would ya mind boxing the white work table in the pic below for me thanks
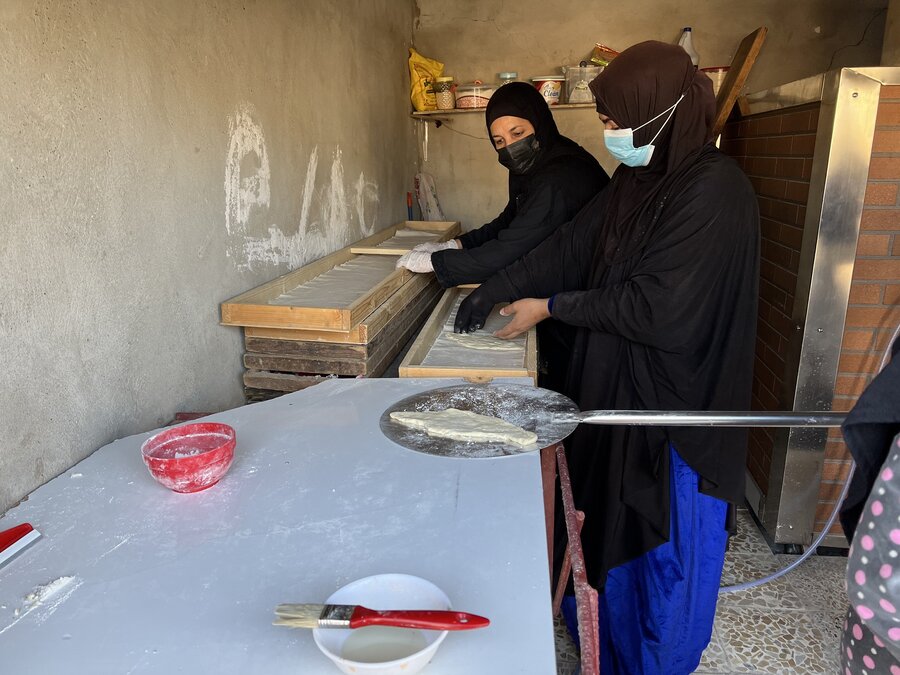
[0,378,555,674]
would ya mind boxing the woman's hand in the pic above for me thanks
[411,239,461,254]
[396,250,434,273]
[495,298,551,339]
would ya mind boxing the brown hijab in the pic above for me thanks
[587,41,716,263]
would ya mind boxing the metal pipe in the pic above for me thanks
[576,410,846,427]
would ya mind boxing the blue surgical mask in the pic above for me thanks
[603,93,685,167]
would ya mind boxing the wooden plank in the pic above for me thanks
[398,287,537,382]
[243,278,443,377]
[243,353,366,377]
[242,371,335,393]
[243,277,442,363]
[244,337,368,360]
[398,289,458,371]
[365,280,444,377]
[223,258,412,331]
[712,27,768,138]
[243,387,286,403]
[222,222,458,331]
[349,220,460,256]
[242,273,435,344]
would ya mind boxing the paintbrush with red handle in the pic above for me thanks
[273,603,490,631]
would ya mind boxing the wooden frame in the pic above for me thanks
[242,273,436,344]
[221,222,458,332]
[349,220,460,256]
[712,27,768,138]
[241,278,442,377]
[398,287,538,382]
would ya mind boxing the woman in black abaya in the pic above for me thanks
[397,82,608,392]
[454,42,760,674]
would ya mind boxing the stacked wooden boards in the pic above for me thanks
[221,221,459,401]
[399,287,538,383]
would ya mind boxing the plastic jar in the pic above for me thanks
[497,71,518,87]
[531,76,565,105]
[434,76,455,110]
[700,66,730,97]
[564,64,602,104]
[455,81,495,109]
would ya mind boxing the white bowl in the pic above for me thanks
[312,574,451,674]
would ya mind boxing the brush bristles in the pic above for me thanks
[273,603,324,628]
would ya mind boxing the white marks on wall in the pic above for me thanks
[224,102,270,237]
[224,102,381,271]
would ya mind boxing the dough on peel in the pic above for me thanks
[390,408,537,447]
[443,331,522,351]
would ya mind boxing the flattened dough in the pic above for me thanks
[443,331,522,351]
[390,408,537,447]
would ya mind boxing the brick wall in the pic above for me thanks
[816,86,900,538]
[721,103,820,496]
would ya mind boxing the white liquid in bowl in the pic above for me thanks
[341,627,428,663]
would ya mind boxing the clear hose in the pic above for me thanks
[720,321,900,593]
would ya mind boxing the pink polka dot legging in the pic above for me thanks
[841,435,900,674]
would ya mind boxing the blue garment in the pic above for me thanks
[563,446,728,674]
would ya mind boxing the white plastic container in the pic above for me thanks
[563,64,603,104]
[455,81,494,109]
[531,76,565,105]
[313,574,452,675]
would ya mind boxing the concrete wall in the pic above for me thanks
[413,0,888,231]
[883,0,900,64]
[0,1,417,513]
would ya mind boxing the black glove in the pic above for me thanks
[454,284,499,333]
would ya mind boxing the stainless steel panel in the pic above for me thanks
[742,67,900,116]
[763,69,882,544]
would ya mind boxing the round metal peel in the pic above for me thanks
[380,383,846,459]
[379,383,579,459]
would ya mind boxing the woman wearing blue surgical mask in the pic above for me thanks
[455,41,760,674]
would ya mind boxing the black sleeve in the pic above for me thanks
[432,181,573,287]
[491,189,608,300]
[550,177,757,351]
[458,199,516,249]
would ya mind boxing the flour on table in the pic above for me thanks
[390,408,538,447]
[24,577,75,608]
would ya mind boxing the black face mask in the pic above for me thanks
[497,135,541,175]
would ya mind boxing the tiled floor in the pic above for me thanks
[555,509,848,674]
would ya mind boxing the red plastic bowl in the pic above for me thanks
[141,422,236,493]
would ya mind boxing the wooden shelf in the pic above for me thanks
[412,103,595,118]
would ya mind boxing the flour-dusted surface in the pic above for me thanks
[0,378,555,674]
[421,291,526,368]
[372,228,441,251]
[390,408,538,447]
[443,332,522,351]
[268,255,399,308]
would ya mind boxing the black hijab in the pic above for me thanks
[588,41,716,264]
[484,82,582,177]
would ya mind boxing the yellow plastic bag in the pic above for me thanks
[408,48,444,112]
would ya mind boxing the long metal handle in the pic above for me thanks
[576,410,846,428]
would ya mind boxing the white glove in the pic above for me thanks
[412,239,460,254]
[396,250,434,273]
